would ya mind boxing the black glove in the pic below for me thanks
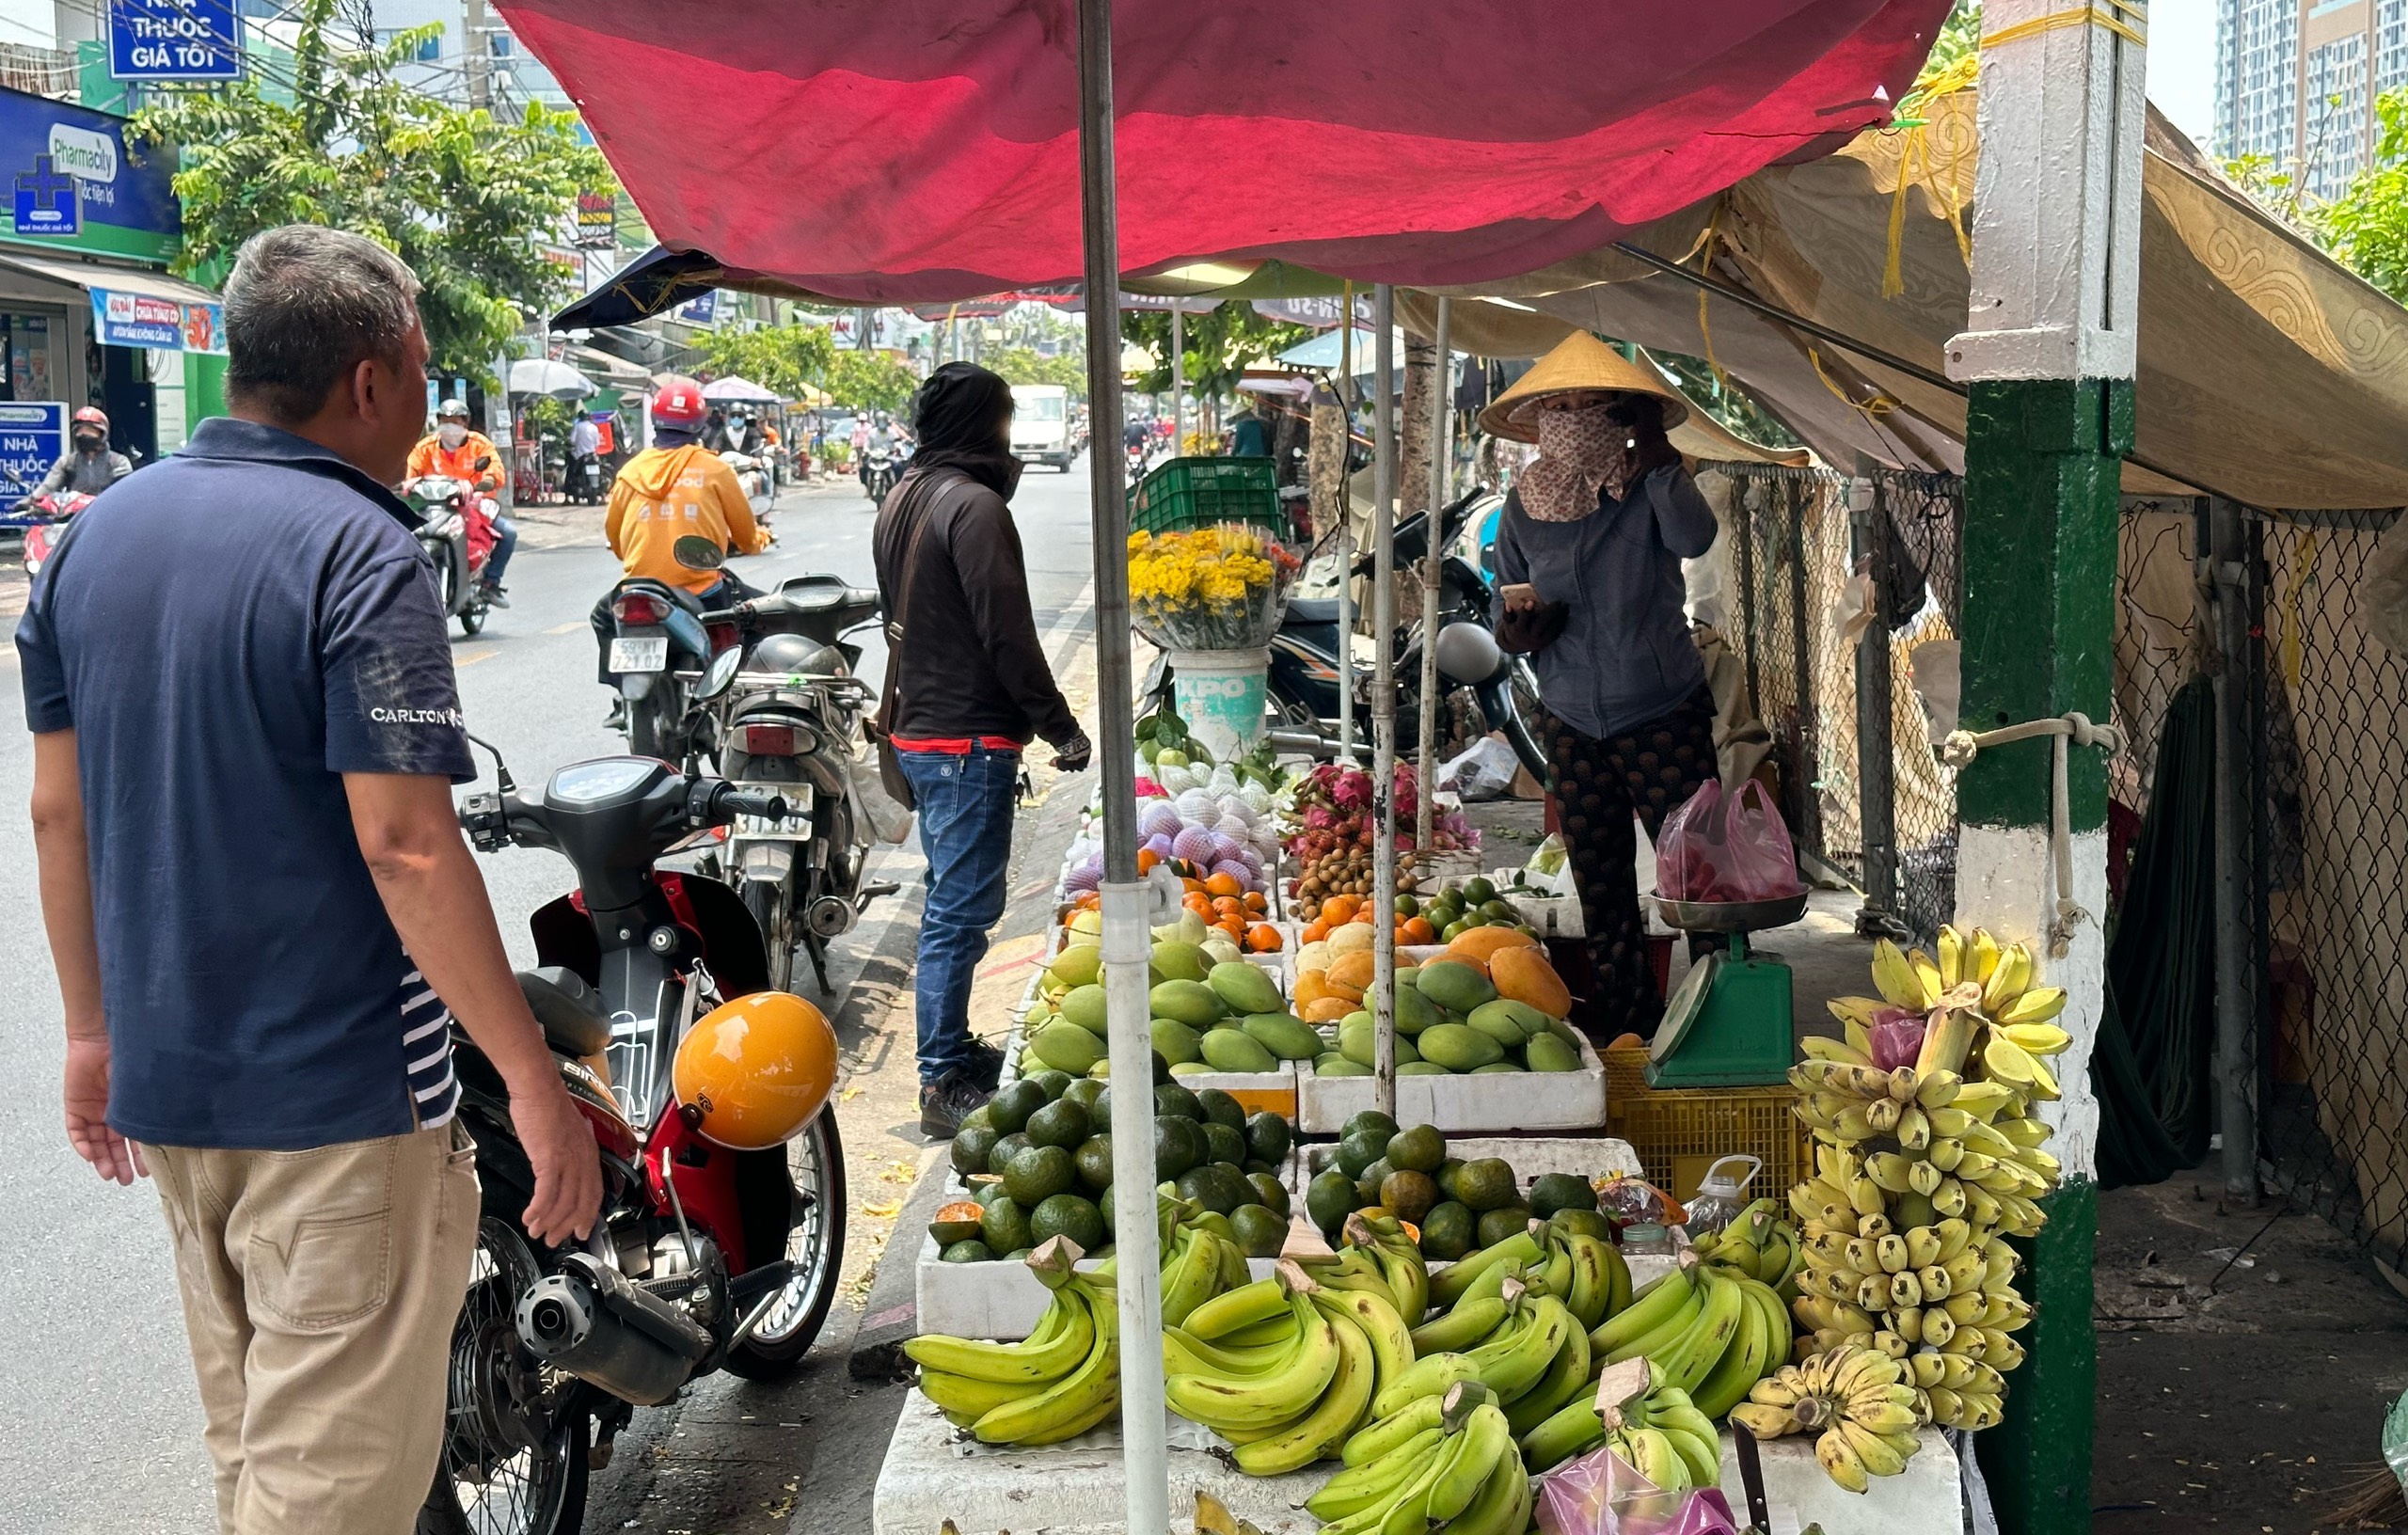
[1053,731,1093,773]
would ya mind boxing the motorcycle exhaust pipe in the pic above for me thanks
[805,894,854,938]
[515,1252,714,1406]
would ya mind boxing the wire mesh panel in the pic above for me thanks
[1867,469,1965,940]
[2251,510,2408,1282]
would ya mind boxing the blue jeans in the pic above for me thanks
[898,744,1019,1086]
[484,514,517,584]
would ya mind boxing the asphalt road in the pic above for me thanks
[0,456,1103,1534]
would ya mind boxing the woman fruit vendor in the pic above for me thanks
[1485,332,1719,1037]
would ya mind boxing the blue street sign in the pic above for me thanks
[0,402,65,501]
[109,0,242,82]
[13,154,76,238]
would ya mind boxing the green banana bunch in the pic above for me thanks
[1183,1274,1291,1341]
[905,1240,1125,1446]
[1591,1262,1701,1363]
[1308,1383,1523,1535]
[1159,1221,1235,1328]
[1427,1227,1544,1310]
[1342,1212,1430,1326]
[1229,1298,1377,1476]
[1309,1284,1417,1408]
[1164,1260,1342,1435]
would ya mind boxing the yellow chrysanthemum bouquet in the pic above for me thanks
[1127,522,1302,651]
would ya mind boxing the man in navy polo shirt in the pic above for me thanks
[20,225,602,1534]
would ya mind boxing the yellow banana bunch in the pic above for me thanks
[1870,940,1932,1010]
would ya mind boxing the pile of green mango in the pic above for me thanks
[1020,924,1305,1081]
[1311,959,1588,1078]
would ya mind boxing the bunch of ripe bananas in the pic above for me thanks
[1516,1256,1790,1471]
[1687,1197,1802,1292]
[904,1236,1123,1446]
[1780,924,2073,1464]
[1729,1342,1924,1493]
[1162,1216,1427,1478]
[1302,1382,1533,1535]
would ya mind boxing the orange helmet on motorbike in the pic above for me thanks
[672,991,838,1149]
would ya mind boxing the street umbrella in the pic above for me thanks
[507,357,596,400]
[700,375,782,404]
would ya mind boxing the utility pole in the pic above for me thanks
[463,0,492,110]
[1945,3,2147,1531]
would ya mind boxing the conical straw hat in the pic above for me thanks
[1478,330,1691,441]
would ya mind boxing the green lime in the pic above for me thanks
[1476,1204,1533,1247]
[1386,1124,1447,1175]
[1342,1110,1401,1142]
[1229,1203,1288,1258]
[1463,876,1497,905]
[1306,1169,1358,1237]
[1395,894,1420,918]
[1419,1202,1476,1260]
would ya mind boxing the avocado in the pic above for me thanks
[1153,1114,1205,1179]
[1354,1158,1395,1210]
[1343,1110,1400,1142]
[1306,1168,1358,1237]
[1528,1172,1598,1220]
[1335,1127,1392,1179]
[1434,1157,1466,1202]
[1174,1162,1248,1216]
[1025,1068,1074,1100]
[1074,1133,1116,1193]
[1385,1124,1447,1175]
[1549,1209,1617,1242]
[986,1080,1048,1136]
[949,1124,1000,1180]
[1001,1144,1075,1206]
[1028,1192,1106,1251]
[1229,1203,1288,1258]
[1154,1083,1205,1120]
[1022,1098,1090,1150]
[1200,1120,1249,1169]
[1244,1110,1291,1167]
[1062,1077,1107,1115]
[984,1131,1033,1175]
[1196,1087,1247,1131]
[980,1195,1032,1254]
[1418,1201,1476,1261]
[940,1239,998,1264]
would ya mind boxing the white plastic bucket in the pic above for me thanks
[1168,647,1270,761]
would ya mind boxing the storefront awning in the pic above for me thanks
[0,251,226,354]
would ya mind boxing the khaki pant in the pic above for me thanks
[145,1125,481,1535]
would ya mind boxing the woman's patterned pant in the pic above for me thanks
[1541,683,1720,1037]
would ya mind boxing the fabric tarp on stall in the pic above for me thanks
[497,0,1954,303]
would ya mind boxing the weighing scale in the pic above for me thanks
[1644,891,1811,1087]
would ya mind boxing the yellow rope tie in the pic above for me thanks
[1939,713,2126,957]
[1693,198,1729,389]
[1981,0,2147,51]
[1806,344,1900,421]
[1881,55,1979,297]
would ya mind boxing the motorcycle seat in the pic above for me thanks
[519,965,613,1058]
[621,578,707,615]
[1286,596,1343,625]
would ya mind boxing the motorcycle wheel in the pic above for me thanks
[722,1111,847,1379]
[418,1218,589,1535]
[1502,661,1548,780]
[626,695,663,760]
[460,607,485,636]
[742,877,796,992]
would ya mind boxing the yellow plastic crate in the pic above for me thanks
[1604,1047,1814,1207]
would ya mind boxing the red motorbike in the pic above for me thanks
[20,490,96,578]
[407,461,499,636]
[428,742,845,1535]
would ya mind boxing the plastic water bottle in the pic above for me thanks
[1682,1154,1764,1240]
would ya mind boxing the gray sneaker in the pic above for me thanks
[918,1070,991,1139]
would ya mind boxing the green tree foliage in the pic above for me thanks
[1919,0,1981,79]
[2306,90,2408,303]
[1120,303,1311,398]
[985,345,1087,397]
[130,0,609,380]
[822,350,922,413]
[692,324,838,399]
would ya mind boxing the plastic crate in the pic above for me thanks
[1603,1046,1814,1207]
[1129,455,1282,534]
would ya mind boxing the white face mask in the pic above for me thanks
[438,423,467,449]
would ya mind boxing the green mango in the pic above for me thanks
[1150,1017,1203,1065]
[1058,984,1110,1035]
[1207,960,1283,1016]
[1240,1011,1323,1062]
[1416,1021,1505,1072]
[1029,1020,1103,1074]
[1149,978,1228,1028]
[1198,1028,1278,1074]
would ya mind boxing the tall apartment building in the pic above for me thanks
[2216,0,2408,198]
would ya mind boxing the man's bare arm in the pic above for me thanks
[344,770,600,1244]
[28,729,142,1183]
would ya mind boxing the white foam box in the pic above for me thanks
[1713,1426,1961,1535]
[874,1390,1330,1534]
[1295,1029,1608,1134]
[1291,1134,1644,1202]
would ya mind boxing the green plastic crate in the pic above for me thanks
[1128,455,1283,535]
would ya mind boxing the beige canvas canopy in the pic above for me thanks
[1390,87,2408,513]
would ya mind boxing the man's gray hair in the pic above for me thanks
[223,225,422,424]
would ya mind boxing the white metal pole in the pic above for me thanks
[1337,298,1356,762]
[1416,297,1450,856]
[1070,0,1167,1525]
[1370,288,1399,1120]
[1171,305,1185,455]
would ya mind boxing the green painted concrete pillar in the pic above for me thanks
[1943,2,2147,1529]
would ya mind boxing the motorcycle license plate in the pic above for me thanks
[610,637,669,673]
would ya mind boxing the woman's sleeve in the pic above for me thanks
[1646,466,1719,559]
[1491,497,1528,630]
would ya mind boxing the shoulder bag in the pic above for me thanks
[865,469,949,813]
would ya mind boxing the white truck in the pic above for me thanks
[1009,383,1075,471]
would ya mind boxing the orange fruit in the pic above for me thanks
[1180,876,1207,895]
[1243,892,1268,913]
[1400,916,1436,945]
[1303,995,1355,1022]
[1324,894,1360,923]
[1352,906,1377,925]
[1246,925,1283,952]
[1135,847,1160,874]
[1183,893,1212,916]
[1205,871,1244,899]
[1301,919,1331,944]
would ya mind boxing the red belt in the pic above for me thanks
[889,736,1024,753]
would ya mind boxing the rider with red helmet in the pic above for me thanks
[24,406,133,503]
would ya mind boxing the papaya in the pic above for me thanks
[1326,948,1377,998]
[1490,945,1573,1019]
[1414,958,1498,1014]
[1303,995,1355,1023]
[1446,926,1542,965]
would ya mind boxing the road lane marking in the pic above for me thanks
[454,648,499,667]
[543,621,585,635]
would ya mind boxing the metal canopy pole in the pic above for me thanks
[1171,305,1185,454]
[1337,293,1357,762]
[1370,287,1399,1119]
[1071,0,1167,1525]
[1416,297,1451,855]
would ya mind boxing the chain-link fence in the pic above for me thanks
[2248,508,2408,1283]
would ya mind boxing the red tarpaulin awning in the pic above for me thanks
[496,0,1954,305]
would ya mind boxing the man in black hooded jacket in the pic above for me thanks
[874,363,1092,1135]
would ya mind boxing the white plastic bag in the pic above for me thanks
[2363,518,2408,656]
[1437,734,1521,801]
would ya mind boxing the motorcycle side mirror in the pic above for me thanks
[465,729,517,794]
[673,535,725,572]
[697,646,743,701]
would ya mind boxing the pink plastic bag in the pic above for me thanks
[1536,1443,1740,1535]
[1655,780,1802,904]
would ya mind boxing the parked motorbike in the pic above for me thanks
[1144,488,1546,776]
[407,457,499,636]
[568,451,608,505]
[20,489,95,578]
[692,577,896,992]
[433,746,845,1534]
